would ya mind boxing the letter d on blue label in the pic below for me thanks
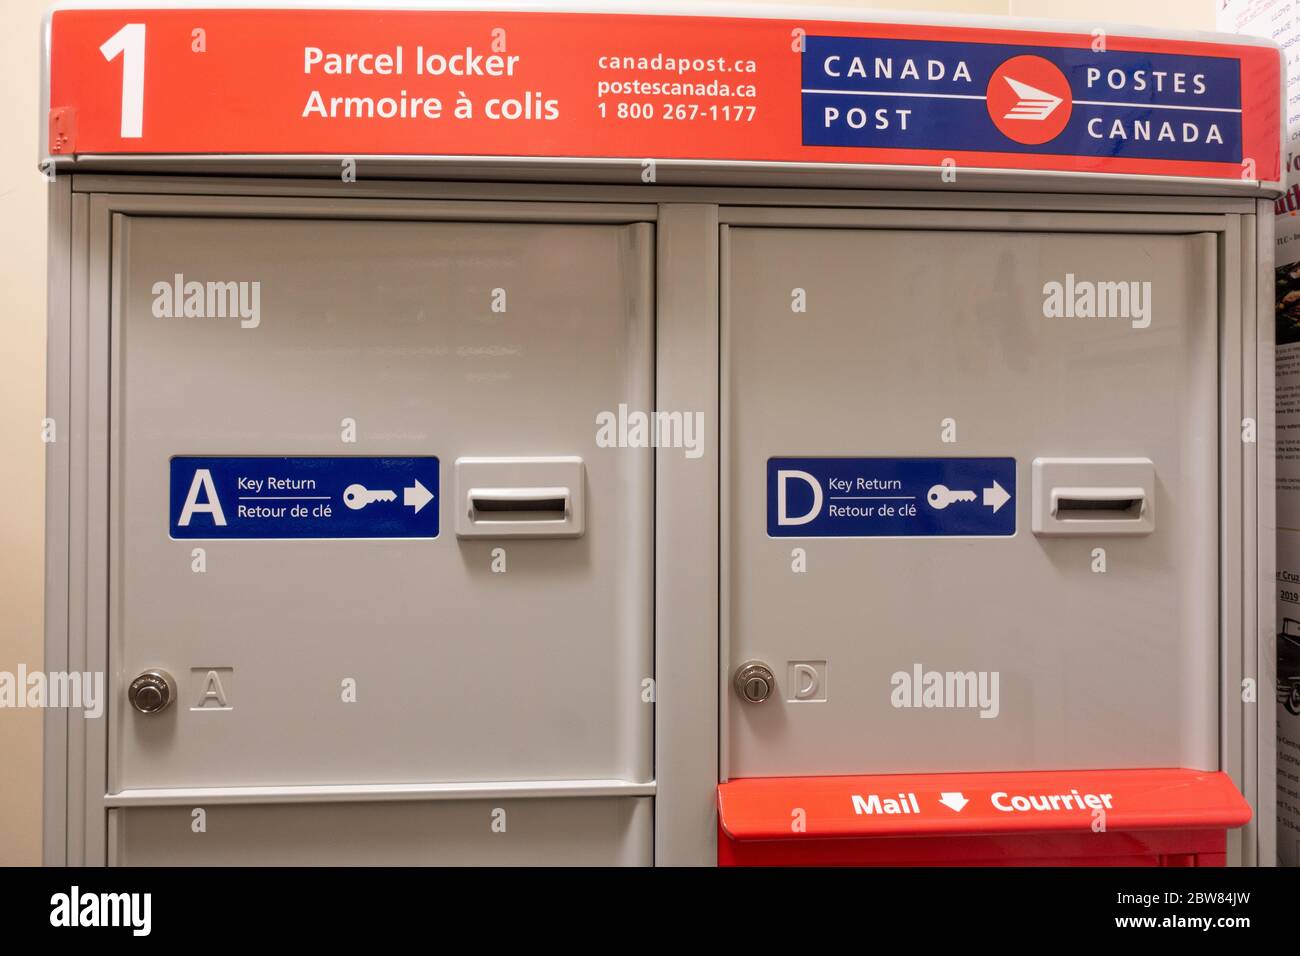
[767,456,1016,538]
[777,469,824,526]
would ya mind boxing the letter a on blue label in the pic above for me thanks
[769,457,1015,537]
[170,456,439,539]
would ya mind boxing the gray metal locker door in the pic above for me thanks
[108,211,653,864]
[723,220,1219,779]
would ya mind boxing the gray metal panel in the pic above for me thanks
[62,189,107,865]
[1242,204,1274,868]
[89,193,656,223]
[107,213,653,793]
[81,198,112,864]
[653,204,720,865]
[68,174,1262,217]
[1238,213,1260,866]
[1221,216,1245,867]
[1255,200,1278,866]
[42,174,71,866]
[718,224,734,787]
[61,189,92,865]
[53,155,1283,198]
[105,779,654,806]
[723,206,1232,233]
[109,797,652,865]
[723,221,1220,778]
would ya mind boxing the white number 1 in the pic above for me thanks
[100,23,145,139]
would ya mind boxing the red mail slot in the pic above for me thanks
[718,768,1251,867]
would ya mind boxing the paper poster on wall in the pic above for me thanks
[1220,0,1300,867]
[1277,325,1300,867]
[1221,0,1300,256]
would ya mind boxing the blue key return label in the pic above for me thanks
[170,456,439,539]
[768,457,1015,538]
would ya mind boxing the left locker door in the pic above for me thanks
[97,204,654,864]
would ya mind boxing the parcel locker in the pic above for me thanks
[42,3,1281,867]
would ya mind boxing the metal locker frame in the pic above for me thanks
[44,173,1275,865]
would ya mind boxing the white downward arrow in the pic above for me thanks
[983,480,1011,514]
[403,479,434,514]
[938,791,969,813]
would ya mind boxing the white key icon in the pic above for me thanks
[927,484,977,510]
[343,483,397,510]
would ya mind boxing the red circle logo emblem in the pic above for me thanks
[986,55,1072,145]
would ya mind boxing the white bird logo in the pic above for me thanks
[1001,75,1064,121]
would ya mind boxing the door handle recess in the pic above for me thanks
[469,487,570,521]
[455,457,585,538]
[1051,488,1146,519]
[1032,458,1154,536]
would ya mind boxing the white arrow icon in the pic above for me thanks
[403,479,434,514]
[1002,76,1063,121]
[938,791,969,813]
[983,480,1011,513]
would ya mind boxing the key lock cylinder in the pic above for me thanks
[734,661,776,704]
[128,670,177,715]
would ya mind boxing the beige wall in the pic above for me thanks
[0,0,1214,866]
[722,0,1212,26]
[1009,0,1211,30]
[1,0,51,867]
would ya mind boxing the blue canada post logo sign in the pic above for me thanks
[802,36,1241,164]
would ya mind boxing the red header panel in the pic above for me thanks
[48,8,1281,183]
[717,768,1252,841]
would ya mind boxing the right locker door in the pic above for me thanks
[723,219,1219,779]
